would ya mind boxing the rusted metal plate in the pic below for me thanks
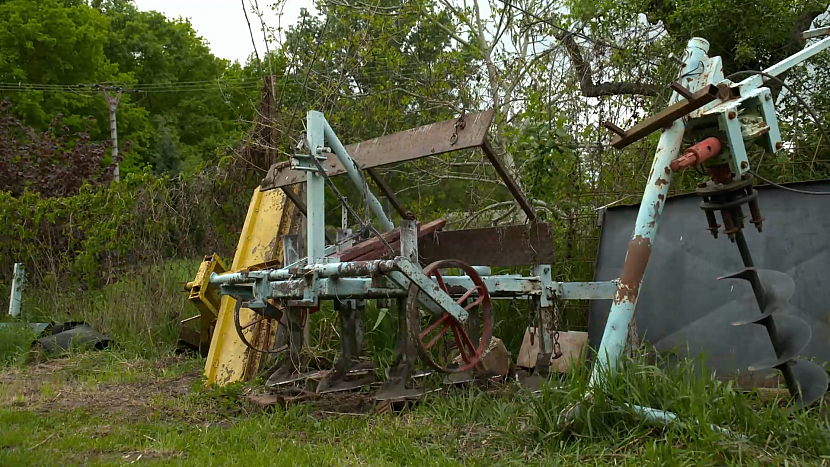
[609,85,719,149]
[333,219,447,262]
[418,223,555,267]
[260,110,495,190]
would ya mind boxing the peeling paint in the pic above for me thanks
[614,235,653,305]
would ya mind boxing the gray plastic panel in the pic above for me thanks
[588,181,830,379]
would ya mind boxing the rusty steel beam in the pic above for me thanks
[418,223,555,267]
[608,84,720,149]
[366,167,414,221]
[481,139,537,222]
[333,218,447,262]
[260,110,495,190]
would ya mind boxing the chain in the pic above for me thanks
[551,295,563,360]
[527,302,536,346]
[449,109,466,145]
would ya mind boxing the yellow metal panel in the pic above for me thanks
[204,186,296,386]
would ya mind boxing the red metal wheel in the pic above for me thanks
[407,259,494,373]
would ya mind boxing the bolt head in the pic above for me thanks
[775,141,783,150]
[728,111,736,120]
[740,161,748,169]
[765,93,772,101]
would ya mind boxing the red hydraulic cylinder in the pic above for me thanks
[669,137,723,172]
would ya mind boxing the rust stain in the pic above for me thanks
[655,178,669,187]
[614,235,652,305]
[664,167,671,175]
[658,194,665,201]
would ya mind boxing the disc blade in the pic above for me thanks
[790,358,829,410]
[747,314,812,372]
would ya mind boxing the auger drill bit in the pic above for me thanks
[697,173,828,409]
[717,231,828,409]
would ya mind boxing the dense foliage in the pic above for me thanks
[0,0,261,174]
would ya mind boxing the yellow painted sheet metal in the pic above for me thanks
[204,186,298,386]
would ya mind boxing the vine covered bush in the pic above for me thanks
[0,168,251,286]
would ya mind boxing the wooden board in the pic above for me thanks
[418,223,555,267]
[517,329,588,373]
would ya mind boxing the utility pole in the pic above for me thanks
[98,85,123,182]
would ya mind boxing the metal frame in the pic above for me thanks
[211,109,617,391]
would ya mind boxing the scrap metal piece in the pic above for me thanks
[261,110,495,190]
[36,323,112,353]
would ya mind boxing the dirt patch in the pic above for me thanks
[242,387,379,416]
[0,355,200,421]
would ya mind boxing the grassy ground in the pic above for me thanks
[0,345,828,466]
[1,262,828,465]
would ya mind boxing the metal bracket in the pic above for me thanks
[290,152,329,172]
[387,259,470,323]
[552,280,619,301]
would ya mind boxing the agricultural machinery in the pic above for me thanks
[188,26,830,421]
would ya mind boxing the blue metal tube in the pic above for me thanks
[589,37,711,388]
[307,111,328,262]
[322,120,395,232]
[625,404,739,438]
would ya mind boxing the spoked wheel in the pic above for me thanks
[233,300,287,354]
[407,259,494,373]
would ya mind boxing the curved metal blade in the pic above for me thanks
[732,302,791,326]
[790,358,829,410]
[747,314,812,372]
[717,267,759,283]
[758,268,796,307]
[720,268,796,325]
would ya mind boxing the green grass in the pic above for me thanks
[0,348,827,466]
[1,259,201,361]
[1,262,828,465]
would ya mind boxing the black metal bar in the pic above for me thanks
[281,187,307,217]
[481,139,537,222]
[366,167,415,220]
[610,84,720,149]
